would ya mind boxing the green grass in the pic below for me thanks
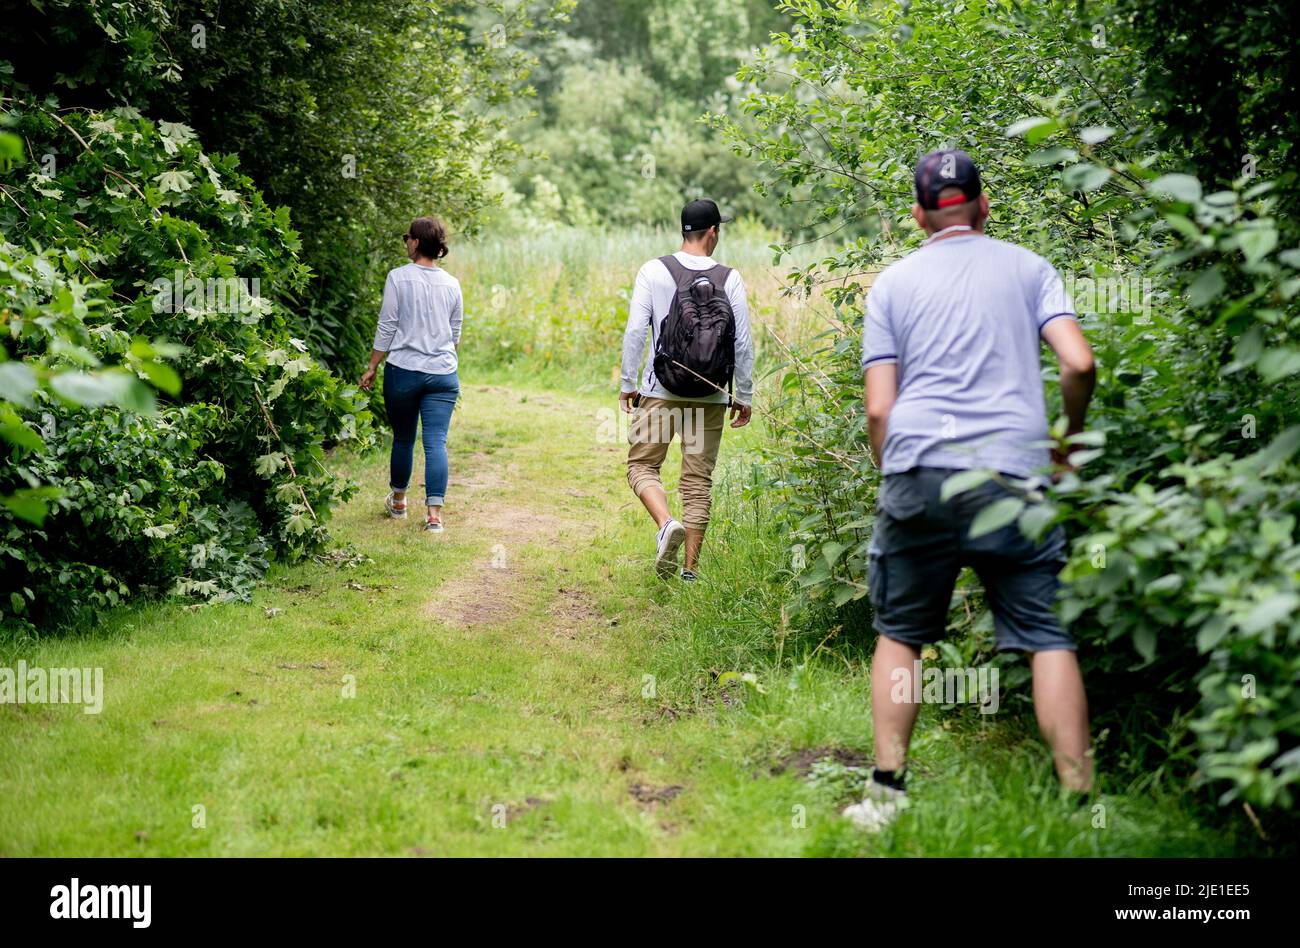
[452,223,827,386]
[0,374,1263,856]
[0,230,1272,856]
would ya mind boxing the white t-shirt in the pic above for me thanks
[620,251,754,405]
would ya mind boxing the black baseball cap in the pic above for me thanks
[914,148,982,210]
[681,198,733,233]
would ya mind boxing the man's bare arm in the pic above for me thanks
[865,363,899,466]
[1041,319,1096,434]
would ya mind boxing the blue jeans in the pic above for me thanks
[383,364,459,505]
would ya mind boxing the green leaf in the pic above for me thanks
[1132,624,1157,663]
[1017,503,1056,541]
[821,541,847,567]
[1238,594,1300,635]
[1163,213,1201,240]
[1006,117,1055,142]
[255,452,287,477]
[1027,147,1078,167]
[115,377,158,414]
[1067,448,1105,468]
[0,419,43,452]
[140,360,182,396]
[1248,425,1300,471]
[155,170,195,194]
[1238,226,1278,265]
[158,120,197,148]
[49,371,121,407]
[796,559,831,588]
[832,583,860,607]
[940,469,993,501]
[0,362,38,405]
[1079,125,1115,145]
[1196,615,1231,653]
[1146,574,1184,596]
[49,371,156,413]
[968,497,1025,539]
[1148,173,1202,203]
[0,131,22,162]
[2,486,63,526]
[1186,267,1225,307]
[1258,348,1300,382]
[1063,162,1111,193]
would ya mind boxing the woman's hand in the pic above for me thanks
[359,367,377,391]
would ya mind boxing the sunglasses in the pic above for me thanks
[401,233,413,242]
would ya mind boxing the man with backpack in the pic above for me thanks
[620,199,753,582]
[844,149,1097,831]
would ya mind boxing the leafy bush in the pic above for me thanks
[1,98,373,631]
[1056,442,1300,807]
[726,0,1300,816]
[0,240,175,511]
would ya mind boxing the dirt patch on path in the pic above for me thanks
[412,386,615,642]
[549,586,609,640]
[423,507,569,627]
[447,451,509,493]
[629,782,684,806]
[418,405,592,631]
[436,571,524,627]
[769,747,873,777]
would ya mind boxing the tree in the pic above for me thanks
[0,0,558,370]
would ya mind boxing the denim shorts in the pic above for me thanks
[868,466,1073,653]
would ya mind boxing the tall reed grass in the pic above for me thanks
[452,223,829,386]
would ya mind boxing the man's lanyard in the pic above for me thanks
[923,224,974,245]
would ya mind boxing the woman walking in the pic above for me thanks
[359,217,462,532]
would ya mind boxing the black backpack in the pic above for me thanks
[650,255,736,400]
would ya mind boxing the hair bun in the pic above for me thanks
[408,216,448,260]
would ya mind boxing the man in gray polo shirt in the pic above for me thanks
[844,148,1098,831]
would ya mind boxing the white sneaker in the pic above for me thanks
[842,782,908,832]
[654,519,686,579]
[384,491,408,519]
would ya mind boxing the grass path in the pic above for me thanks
[0,379,1255,856]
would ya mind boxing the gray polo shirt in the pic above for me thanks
[372,262,463,375]
[861,232,1075,478]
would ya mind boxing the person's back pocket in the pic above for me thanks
[879,473,927,521]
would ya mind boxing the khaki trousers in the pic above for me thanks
[626,397,726,530]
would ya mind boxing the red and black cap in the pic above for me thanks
[681,198,733,233]
[914,148,982,210]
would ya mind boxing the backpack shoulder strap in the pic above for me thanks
[658,254,694,289]
[701,263,732,294]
